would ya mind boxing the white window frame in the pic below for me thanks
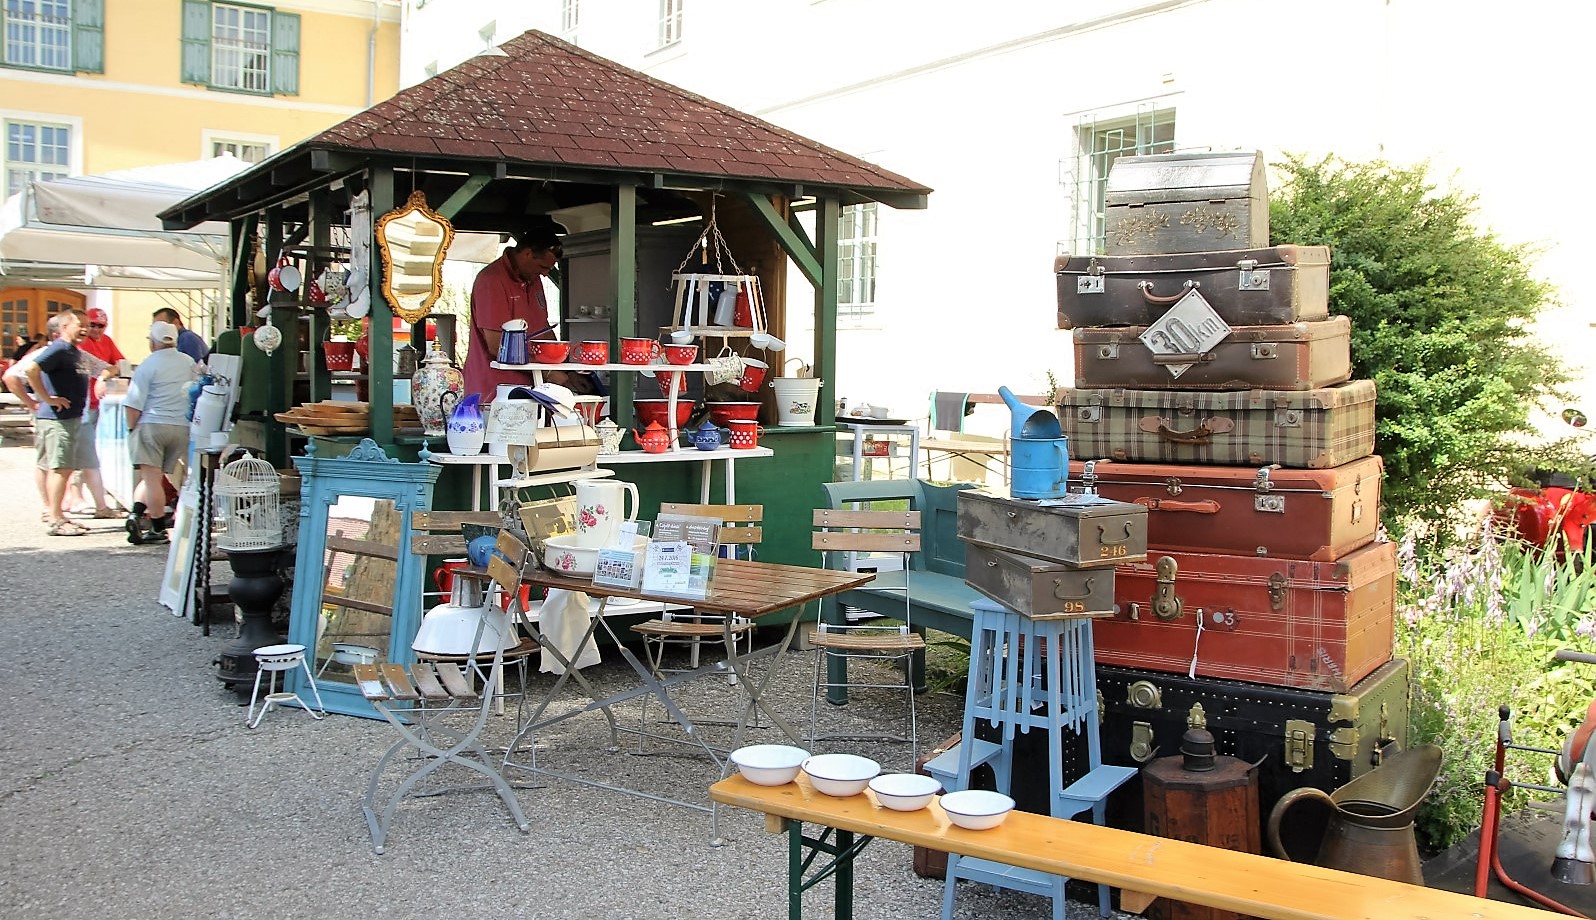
[561,0,579,36]
[210,2,271,94]
[1068,106,1176,256]
[2,0,72,71]
[1,109,79,200]
[837,202,878,322]
[201,129,277,164]
[658,0,683,48]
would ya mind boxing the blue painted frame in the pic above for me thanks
[284,438,440,718]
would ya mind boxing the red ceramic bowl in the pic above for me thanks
[634,399,694,428]
[707,401,761,426]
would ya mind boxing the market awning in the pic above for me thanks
[0,156,247,290]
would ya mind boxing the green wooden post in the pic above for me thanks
[611,185,638,427]
[787,819,804,920]
[368,167,395,449]
[813,196,840,427]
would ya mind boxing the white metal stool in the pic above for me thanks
[247,643,326,728]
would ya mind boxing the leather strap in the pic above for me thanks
[1138,415,1236,443]
[1134,497,1221,514]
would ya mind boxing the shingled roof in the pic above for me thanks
[310,29,929,203]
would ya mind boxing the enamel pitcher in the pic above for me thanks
[573,479,639,549]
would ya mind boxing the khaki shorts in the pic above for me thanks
[130,422,189,473]
[35,417,82,471]
[74,407,101,471]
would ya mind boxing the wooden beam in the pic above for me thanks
[368,166,395,450]
[813,196,840,426]
[742,192,820,287]
[611,185,638,428]
[435,174,493,221]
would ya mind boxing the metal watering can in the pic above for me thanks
[1266,744,1443,885]
[999,386,1069,499]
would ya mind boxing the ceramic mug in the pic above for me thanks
[705,346,745,386]
[267,258,301,293]
[619,337,661,365]
[576,340,609,365]
[727,419,763,450]
[574,479,639,549]
[530,340,571,364]
[736,357,769,393]
[662,343,698,365]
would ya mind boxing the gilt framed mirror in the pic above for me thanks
[283,438,441,718]
[375,189,455,324]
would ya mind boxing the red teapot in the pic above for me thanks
[632,419,672,454]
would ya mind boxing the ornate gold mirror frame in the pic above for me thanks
[375,190,455,324]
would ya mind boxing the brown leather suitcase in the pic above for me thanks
[1057,380,1377,469]
[1095,540,1397,692]
[1103,151,1269,255]
[1055,246,1330,329]
[1069,457,1382,562]
[1072,316,1352,391]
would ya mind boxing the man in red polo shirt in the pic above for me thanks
[68,307,126,517]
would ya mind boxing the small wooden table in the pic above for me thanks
[711,773,1553,920]
[504,559,872,827]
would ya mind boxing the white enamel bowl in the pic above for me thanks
[868,773,942,812]
[541,533,648,577]
[729,744,810,786]
[801,753,881,797]
[939,789,1016,830]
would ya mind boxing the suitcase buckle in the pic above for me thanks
[1153,556,1184,620]
[1078,274,1105,294]
[1096,342,1119,359]
[1250,343,1277,360]
[1238,266,1271,291]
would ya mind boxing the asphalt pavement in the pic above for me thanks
[0,439,1128,920]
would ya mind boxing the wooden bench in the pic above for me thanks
[710,773,1550,920]
[817,479,983,703]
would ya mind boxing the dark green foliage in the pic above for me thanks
[1270,156,1570,530]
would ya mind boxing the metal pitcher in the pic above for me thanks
[1266,744,1443,885]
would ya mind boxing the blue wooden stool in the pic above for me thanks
[932,597,1136,920]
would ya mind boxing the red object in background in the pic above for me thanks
[1497,486,1596,553]
[432,560,531,612]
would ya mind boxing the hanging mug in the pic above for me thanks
[734,286,754,328]
[267,257,301,294]
[736,357,769,393]
[705,346,745,386]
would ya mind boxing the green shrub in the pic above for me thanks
[1270,155,1572,532]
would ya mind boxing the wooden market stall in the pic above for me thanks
[157,29,930,570]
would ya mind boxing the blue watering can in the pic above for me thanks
[999,385,1069,499]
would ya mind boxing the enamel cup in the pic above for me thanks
[574,479,639,549]
[576,340,609,365]
[620,337,661,365]
[727,419,763,450]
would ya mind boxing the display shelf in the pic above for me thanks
[494,467,616,489]
[491,361,713,373]
[661,326,757,338]
[598,446,772,464]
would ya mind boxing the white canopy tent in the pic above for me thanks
[0,155,247,291]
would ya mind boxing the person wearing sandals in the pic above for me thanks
[22,310,91,537]
[122,321,197,545]
[67,307,127,519]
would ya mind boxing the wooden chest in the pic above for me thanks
[956,489,1148,569]
[1057,380,1377,469]
[1104,151,1269,255]
[1095,540,1397,692]
[1055,246,1331,329]
[962,543,1117,617]
[1072,316,1352,391]
[1070,456,1383,563]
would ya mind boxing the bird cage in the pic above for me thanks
[214,452,283,551]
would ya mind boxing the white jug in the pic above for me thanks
[574,479,638,549]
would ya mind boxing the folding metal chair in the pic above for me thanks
[807,508,924,753]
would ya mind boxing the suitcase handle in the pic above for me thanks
[1134,497,1221,514]
[1138,416,1237,443]
[1052,575,1098,601]
[1150,352,1216,366]
[1138,279,1197,305]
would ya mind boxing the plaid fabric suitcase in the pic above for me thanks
[1057,380,1377,469]
[1055,246,1331,329]
[1072,316,1352,391]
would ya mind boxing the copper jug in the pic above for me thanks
[1266,744,1443,885]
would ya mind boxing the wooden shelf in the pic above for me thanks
[491,361,713,373]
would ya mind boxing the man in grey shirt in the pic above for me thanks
[123,321,197,545]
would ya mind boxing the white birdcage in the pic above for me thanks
[214,452,282,551]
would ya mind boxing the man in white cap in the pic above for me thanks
[122,320,197,545]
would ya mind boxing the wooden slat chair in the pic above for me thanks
[808,508,926,753]
[354,528,537,855]
[630,502,762,676]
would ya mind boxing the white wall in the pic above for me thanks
[403,0,1593,438]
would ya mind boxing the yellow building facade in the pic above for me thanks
[1,0,401,358]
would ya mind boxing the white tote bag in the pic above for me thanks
[537,588,603,674]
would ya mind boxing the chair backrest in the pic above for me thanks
[409,510,503,558]
[812,508,922,559]
[489,530,534,616]
[818,478,978,578]
[658,502,763,548]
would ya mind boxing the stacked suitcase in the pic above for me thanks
[990,151,1407,862]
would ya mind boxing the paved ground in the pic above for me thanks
[0,439,1128,920]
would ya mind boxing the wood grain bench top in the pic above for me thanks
[710,773,1545,920]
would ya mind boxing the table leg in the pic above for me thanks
[700,457,711,504]
[783,820,869,920]
[725,457,737,503]
[788,819,804,920]
[724,601,808,749]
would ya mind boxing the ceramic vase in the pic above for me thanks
[446,393,486,455]
[412,342,464,437]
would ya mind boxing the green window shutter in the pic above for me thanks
[270,12,299,96]
[180,0,211,85]
[72,0,105,73]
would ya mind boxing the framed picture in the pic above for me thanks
[158,489,200,616]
